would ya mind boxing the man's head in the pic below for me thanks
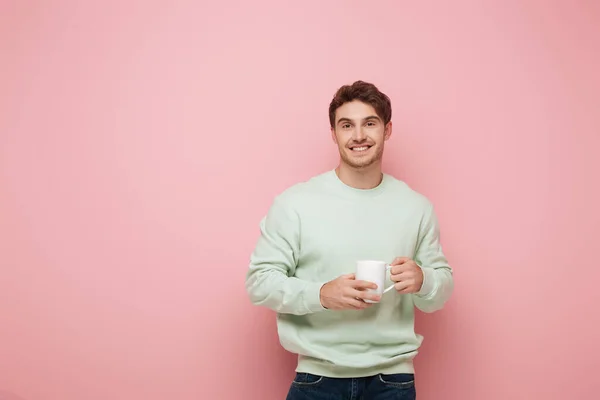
[329,81,392,170]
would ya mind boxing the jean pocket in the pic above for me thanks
[378,373,415,388]
[292,373,324,386]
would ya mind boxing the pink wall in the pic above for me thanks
[1,1,599,399]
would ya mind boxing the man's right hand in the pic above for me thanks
[319,273,380,310]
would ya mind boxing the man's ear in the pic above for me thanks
[384,121,393,141]
[331,127,338,144]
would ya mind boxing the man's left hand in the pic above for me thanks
[389,257,423,294]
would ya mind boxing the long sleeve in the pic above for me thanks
[412,203,454,313]
[245,196,327,315]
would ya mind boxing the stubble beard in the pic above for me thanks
[339,143,384,170]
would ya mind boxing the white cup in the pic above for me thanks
[355,260,395,303]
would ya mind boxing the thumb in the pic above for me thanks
[340,273,355,280]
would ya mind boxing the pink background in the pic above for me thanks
[1,1,599,399]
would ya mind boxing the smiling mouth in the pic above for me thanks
[350,145,371,152]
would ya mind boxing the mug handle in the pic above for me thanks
[383,264,395,294]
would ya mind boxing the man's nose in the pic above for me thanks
[352,126,367,141]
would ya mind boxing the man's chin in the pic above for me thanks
[341,156,376,170]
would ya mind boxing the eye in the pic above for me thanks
[366,121,376,127]
[342,123,351,129]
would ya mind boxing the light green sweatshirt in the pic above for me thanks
[245,170,453,378]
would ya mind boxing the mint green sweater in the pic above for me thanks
[245,170,453,378]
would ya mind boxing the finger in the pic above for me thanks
[397,286,415,294]
[390,262,416,275]
[348,298,371,309]
[390,264,407,275]
[394,281,411,292]
[339,273,355,280]
[351,288,381,303]
[350,279,378,290]
[390,268,410,280]
[390,270,415,281]
[390,256,410,266]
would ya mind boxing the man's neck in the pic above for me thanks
[335,163,383,190]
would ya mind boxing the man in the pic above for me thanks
[245,80,454,399]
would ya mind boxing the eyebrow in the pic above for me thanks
[336,115,381,125]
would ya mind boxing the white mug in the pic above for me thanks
[355,260,395,303]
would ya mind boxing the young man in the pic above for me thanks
[245,81,454,399]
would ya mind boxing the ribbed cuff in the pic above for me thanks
[416,264,435,297]
[304,281,328,313]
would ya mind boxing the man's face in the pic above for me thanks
[331,100,392,169]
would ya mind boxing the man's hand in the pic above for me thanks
[390,257,424,294]
[319,273,380,310]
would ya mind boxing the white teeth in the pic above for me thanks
[352,146,369,151]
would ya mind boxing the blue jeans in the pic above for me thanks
[286,372,416,400]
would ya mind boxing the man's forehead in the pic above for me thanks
[335,101,378,121]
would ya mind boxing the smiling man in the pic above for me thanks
[245,81,454,399]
